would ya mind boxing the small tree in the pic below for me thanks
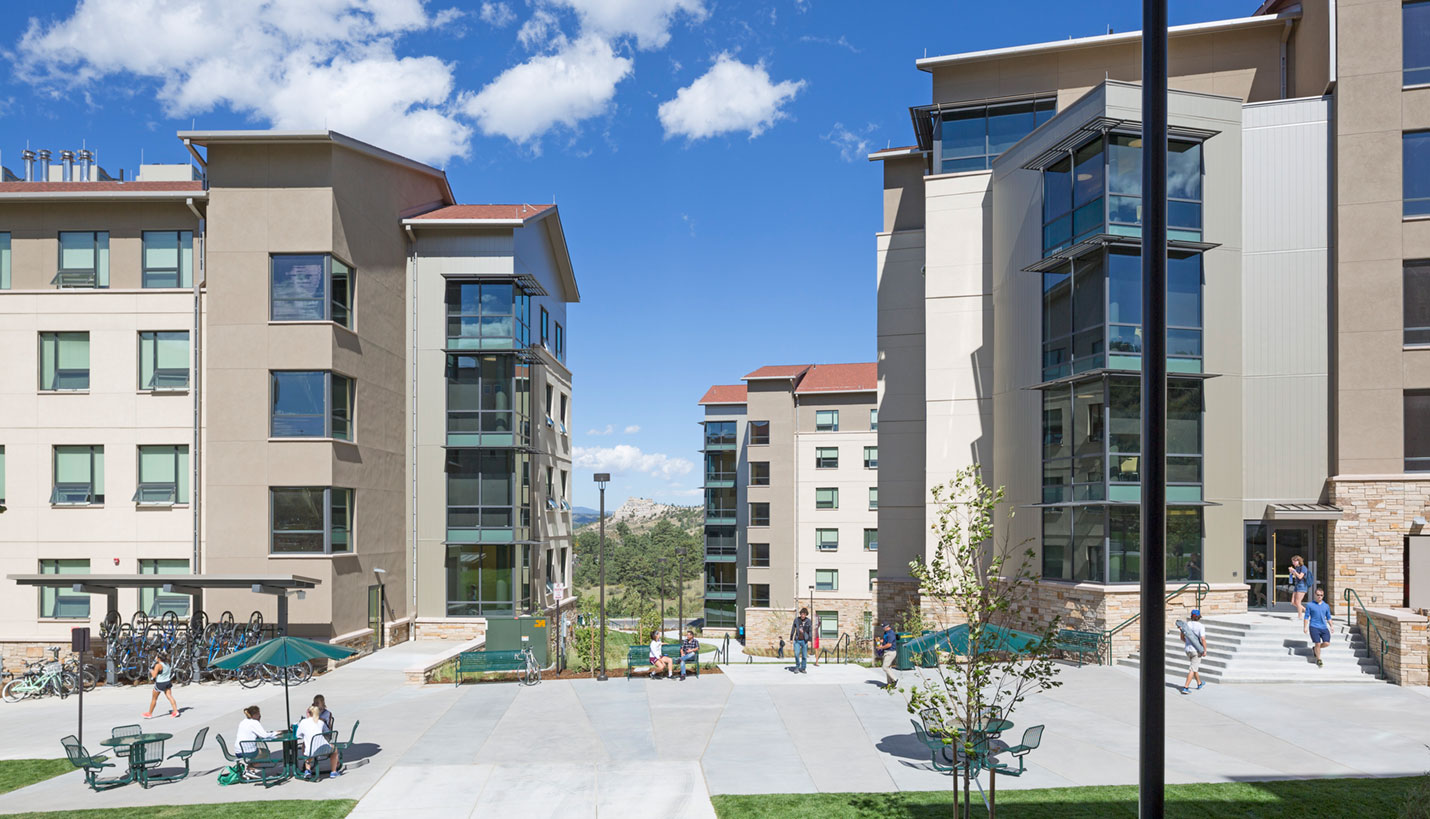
[899,465,1062,818]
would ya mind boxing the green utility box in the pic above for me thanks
[484,615,549,666]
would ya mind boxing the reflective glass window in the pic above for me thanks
[1409,0,1430,86]
[141,231,193,288]
[1408,132,1430,217]
[138,331,189,390]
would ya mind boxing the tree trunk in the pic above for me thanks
[990,766,996,819]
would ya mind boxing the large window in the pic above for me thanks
[704,420,736,449]
[141,231,193,288]
[749,461,770,486]
[138,331,189,390]
[705,487,737,522]
[706,527,736,557]
[705,451,737,486]
[750,543,770,567]
[1042,249,1203,380]
[40,559,90,618]
[1408,0,1430,86]
[270,254,354,327]
[539,306,549,347]
[749,420,770,445]
[1043,134,1202,255]
[864,528,878,551]
[447,354,529,447]
[39,332,89,390]
[864,446,878,469]
[817,610,838,639]
[1406,390,1430,471]
[446,450,530,541]
[446,543,530,616]
[815,569,839,591]
[1,232,10,289]
[1408,131,1430,218]
[815,447,838,469]
[1043,503,1202,583]
[134,445,189,505]
[51,445,103,505]
[270,371,353,440]
[816,528,839,551]
[870,408,878,431]
[270,487,353,554]
[815,488,838,509]
[55,231,108,288]
[815,410,839,431]
[750,584,770,608]
[139,559,190,617]
[750,503,770,526]
[445,280,531,350]
[934,97,1055,173]
[554,322,565,362]
[1407,261,1430,345]
[868,486,878,510]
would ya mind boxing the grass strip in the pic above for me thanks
[0,759,75,796]
[3,799,357,818]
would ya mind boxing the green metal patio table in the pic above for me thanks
[100,732,172,783]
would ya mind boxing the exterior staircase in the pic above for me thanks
[1120,612,1384,684]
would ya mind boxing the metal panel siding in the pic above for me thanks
[1241,97,1331,508]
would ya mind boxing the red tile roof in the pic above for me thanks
[410,204,555,221]
[0,181,205,192]
[793,362,877,394]
[743,364,811,380]
[699,384,748,405]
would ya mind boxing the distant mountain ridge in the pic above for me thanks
[574,497,701,535]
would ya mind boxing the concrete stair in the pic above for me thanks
[1119,612,1384,684]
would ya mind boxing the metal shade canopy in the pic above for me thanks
[209,636,357,727]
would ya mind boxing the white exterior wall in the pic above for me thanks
[795,426,879,603]
[0,290,196,638]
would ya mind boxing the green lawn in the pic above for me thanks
[711,776,1428,819]
[4,801,356,818]
[0,759,73,796]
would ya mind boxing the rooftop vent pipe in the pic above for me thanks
[37,149,51,181]
[60,150,75,182]
[21,149,35,181]
[77,149,93,182]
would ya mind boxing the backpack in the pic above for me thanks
[217,764,244,786]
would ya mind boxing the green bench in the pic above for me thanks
[1054,629,1104,666]
[455,649,528,686]
[626,643,701,679]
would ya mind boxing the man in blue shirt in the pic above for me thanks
[877,624,898,689]
[678,631,700,681]
[1303,587,1334,668]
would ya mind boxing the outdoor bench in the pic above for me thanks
[455,649,527,686]
[1053,629,1103,666]
[626,643,701,678]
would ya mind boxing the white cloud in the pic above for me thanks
[12,0,472,165]
[658,53,805,141]
[546,0,705,51]
[823,121,876,162]
[586,424,615,435]
[462,34,632,146]
[480,2,516,27]
[799,34,859,53]
[573,445,693,481]
[623,425,641,434]
[516,8,560,49]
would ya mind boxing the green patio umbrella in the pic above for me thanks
[210,636,358,727]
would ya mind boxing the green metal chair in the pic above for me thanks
[110,724,142,761]
[910,719,960,773]
[298,730,341,778]
[60,735,128,791]
[131,738,167,788]
[987,724,1043,776]
[161,727,208,781]
[335,720,359,755]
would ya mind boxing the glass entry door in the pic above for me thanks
[1245,523,1270,609]
[1271,527,1311,610]
[1247,522,1326,611]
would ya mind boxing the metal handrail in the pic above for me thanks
[832,632,851,664]
[1102,581,1210,647]
[1342,587,1388,680]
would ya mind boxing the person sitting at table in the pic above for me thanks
[296,705,341,779]
[235,705,277,780]
[311,694,334,733]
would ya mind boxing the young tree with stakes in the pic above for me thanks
[896,465,1063,818]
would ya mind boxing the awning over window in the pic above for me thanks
[1265,503,1343,521]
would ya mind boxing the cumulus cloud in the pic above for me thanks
[623,425,641,434]
[573,445,693,481]
[463,34,632,146]
[11,0,472,165]
[587,424,615,435]
[823,122,877,162]
[480,1,516,27]
[546,0,705,51]
[658,53,805,141]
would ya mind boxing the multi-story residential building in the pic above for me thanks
[699,363,879,649]
[874,0,1430,655]
[0,130,577,662]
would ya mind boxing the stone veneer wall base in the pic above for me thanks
[1360,607,1429,686]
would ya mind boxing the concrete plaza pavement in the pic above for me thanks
[1,645,1428,816]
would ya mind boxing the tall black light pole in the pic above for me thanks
[1139,2,1169,817]
[594,473,611,682]
[657,557,668,634]
[676,547,687,633]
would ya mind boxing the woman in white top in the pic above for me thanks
[295,704,341,779]
[235,705,277,777]
[648,630,674,679]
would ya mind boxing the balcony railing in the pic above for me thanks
[704,582,738,599]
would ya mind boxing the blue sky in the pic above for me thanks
[1,0,1256,508]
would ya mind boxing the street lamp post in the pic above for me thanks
[594,473,611,682]
[676,547,687,634]
[657,557,668,635]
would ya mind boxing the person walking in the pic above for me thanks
[677,630,700,681]
[1288,555,1310,618]
[1303,587,1334,668]
[877,624,899,689]
[142,651,179,719]
[790,608,813,673]
[1179,609,1207,695]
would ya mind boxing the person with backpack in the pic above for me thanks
[1179,609,1207,695]
[1288,555,1310,619]
[789,608,813,673]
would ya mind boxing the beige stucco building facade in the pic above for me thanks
[875,0,1430,658]
[0,130,578,662]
